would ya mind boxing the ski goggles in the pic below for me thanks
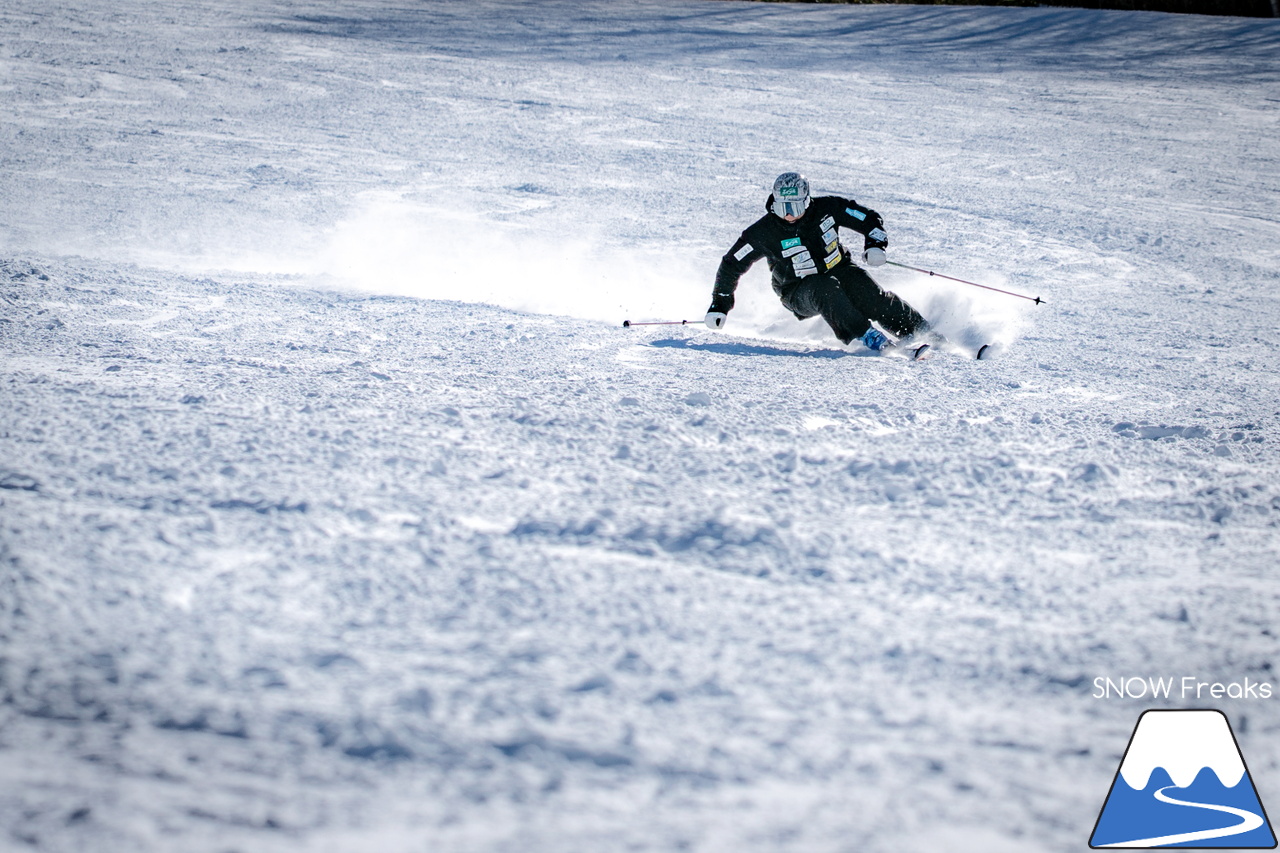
[772,193,809,219]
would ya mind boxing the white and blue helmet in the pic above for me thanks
[771,172,810,219]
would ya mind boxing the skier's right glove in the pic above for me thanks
[705,312,727,330]
[863,247,887,267]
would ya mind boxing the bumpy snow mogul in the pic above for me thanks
[1090,710,1277,848]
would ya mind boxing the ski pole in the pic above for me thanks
[621,319,698,328]
[886,260,1044,305]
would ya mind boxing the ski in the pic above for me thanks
[887,340,992,361]
[879,341,932,360]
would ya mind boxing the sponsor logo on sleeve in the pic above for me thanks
[733,243,754,261]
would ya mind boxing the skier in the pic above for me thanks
[706,172,929,353]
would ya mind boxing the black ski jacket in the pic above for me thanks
[710,195,887,314]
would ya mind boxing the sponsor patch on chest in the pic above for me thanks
[781,237,801,250]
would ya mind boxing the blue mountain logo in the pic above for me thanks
[1091,710,1276,848]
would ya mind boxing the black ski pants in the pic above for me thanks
[779,263,927,345]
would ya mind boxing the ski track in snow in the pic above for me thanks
[2,1,1279,851]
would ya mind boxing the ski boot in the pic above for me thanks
[864,327,931,360]
[860,328,890,352]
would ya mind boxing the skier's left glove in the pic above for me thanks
[705,312,727,330]
[863,226,888,267]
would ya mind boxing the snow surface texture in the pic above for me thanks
[2,1,1280,851]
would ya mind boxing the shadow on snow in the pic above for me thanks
[647,337,857,360]
[257,3,1280,81]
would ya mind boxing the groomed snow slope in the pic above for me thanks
[2,2,1279,852]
